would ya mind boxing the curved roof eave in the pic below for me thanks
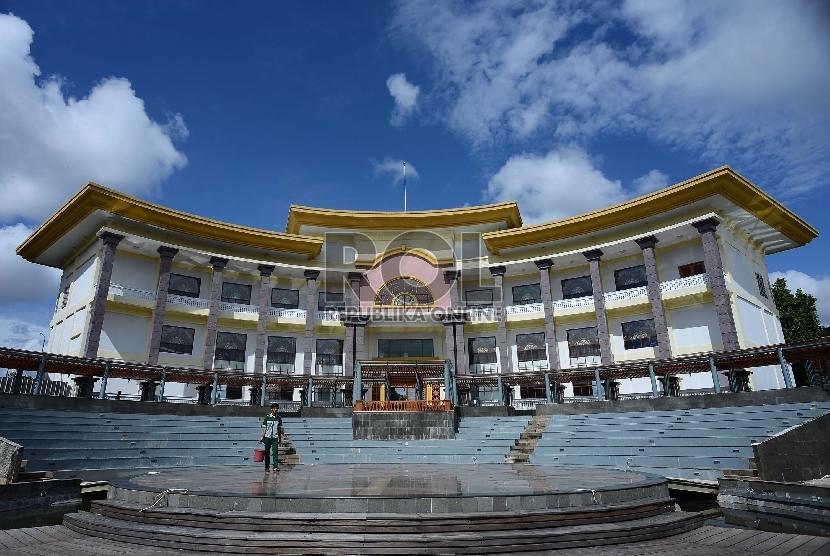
[17,183,324,264]
[481,166,818,255]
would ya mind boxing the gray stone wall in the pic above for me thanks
[0,437,23,484]
[353,411,456,440]
[754,410,830,482]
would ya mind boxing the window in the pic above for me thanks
[561,276,593,299]
[516,332,546,362]
[214,332,247,370]
[567,327,600,358]
[318,291,345,311]
[159,325,195,355]
[621,319,658,350]
[512,283,542,305]
[267,336,296,372]
[573,383,594,397]
[168,274,201,298]
[271,288,300,309]
[465,289,494,307]
[374,277,434,306]
[755,272,768,299]
[377,339,435,358]
[678,261,706,278]
[468,337,497,365]
[225,386,243,400]
[221,282,252,305]
[614,265,648,291]
[316,339,344,370]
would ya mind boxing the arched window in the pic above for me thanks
[374,277,434,306]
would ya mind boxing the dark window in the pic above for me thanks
[316,339,343,366]
[678,261,706,278]
[561,276,593,299]
[516,332,546,362]
[221,282,252,305]
[468,337,497,365]
[214,332,247,369]
[512,283,542,305]
[377,339,435,358]
[567,327,600,358]
[621,319,658,350]
[755,272,768,299]
[271,288,300,309]
[465,289,494,307]
[374,277,434,306]
[159,325,195,355]
[614,265,648,291]
[318,291,345,311]
[573,383,594,397]
[168,274,201,298]
[267,336,296,365]
[522,386,547,399]
[225,386,243,399]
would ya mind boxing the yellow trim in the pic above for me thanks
[17,182,323,264]
[373,276,437,307]
[357,246,451,269]
[286,202,522,234]
[481,166,818,254]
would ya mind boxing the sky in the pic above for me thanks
[1,0,829,350]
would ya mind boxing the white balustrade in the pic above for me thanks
[316,311,341,322]
[268,308,307,319]
[659,273,710,293]
[166,294,211,309]
[109,283,156,301]
[315,365,344,376]
[505,302,544,315]
[512,398,546,410]
[467,307,495,322]
[218,301,259,314]
[603,286,648,303]
[469,363,499,374]
[552,295,594,310]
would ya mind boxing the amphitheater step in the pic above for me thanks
[506,414,551,463]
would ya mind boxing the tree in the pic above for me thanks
[771,277,827,386]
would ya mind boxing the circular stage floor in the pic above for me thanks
[113,463,661,498]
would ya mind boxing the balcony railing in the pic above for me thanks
[505,302,544,315]
[603,286,648,303]
[268,308,307,318]
[512,398,546,410]
[109,283,156,301]
[552,295,594,310]
[315,365,344,376]
[218,301,259,314]
[316,311,341,322]
[167,294,211,309]
[467,307,496,322]
[660,273,710,293]
[265,362,296,374]
[468,363,499,374]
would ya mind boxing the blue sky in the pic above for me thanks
[1,0,829,349]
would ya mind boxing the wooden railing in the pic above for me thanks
[353,400,453,412]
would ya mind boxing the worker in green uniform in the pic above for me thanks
[258,403,283,472]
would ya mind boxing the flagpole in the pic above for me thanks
[403,161,407,212]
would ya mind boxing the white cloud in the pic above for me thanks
[0,13,188,223]
[632,169,670,196]
[391,0,830,196]
[485,146,627,223]
[0,224,61,305]
[0,315,50,351]
[769,270,830,326]
[386,73,420,126]
[371,156,419,185]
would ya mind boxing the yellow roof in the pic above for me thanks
[286,202,522,234]
[17,183,323,262]
[481,166,818,254]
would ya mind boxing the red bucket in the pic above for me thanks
[253,447,266,462]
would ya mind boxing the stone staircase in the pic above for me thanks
[721,457,758,479]
[506,414,552,463]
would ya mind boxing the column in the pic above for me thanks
[444,320,456,373]
[535,259,561,370]
[355,320,366,361]
[303,270,320,374]
[583,250,613,365]
[147,246,179,365]
[84,232,125,358]
[347,272,362,311]
[253,265,275,374]
[635,237,672,359]
[201,257,228,369]
[489,266,510,373]
[344,321,355,376]
[692,218,740,351]
[444,270,466,375]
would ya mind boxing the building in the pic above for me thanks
[16,166,817,403]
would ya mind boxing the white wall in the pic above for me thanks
[68,256,97,307]
[657,243,705,282]
[670,303,720,351]
[725,242,758,296]
[111,254,158,292]
[99,312,149,360]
